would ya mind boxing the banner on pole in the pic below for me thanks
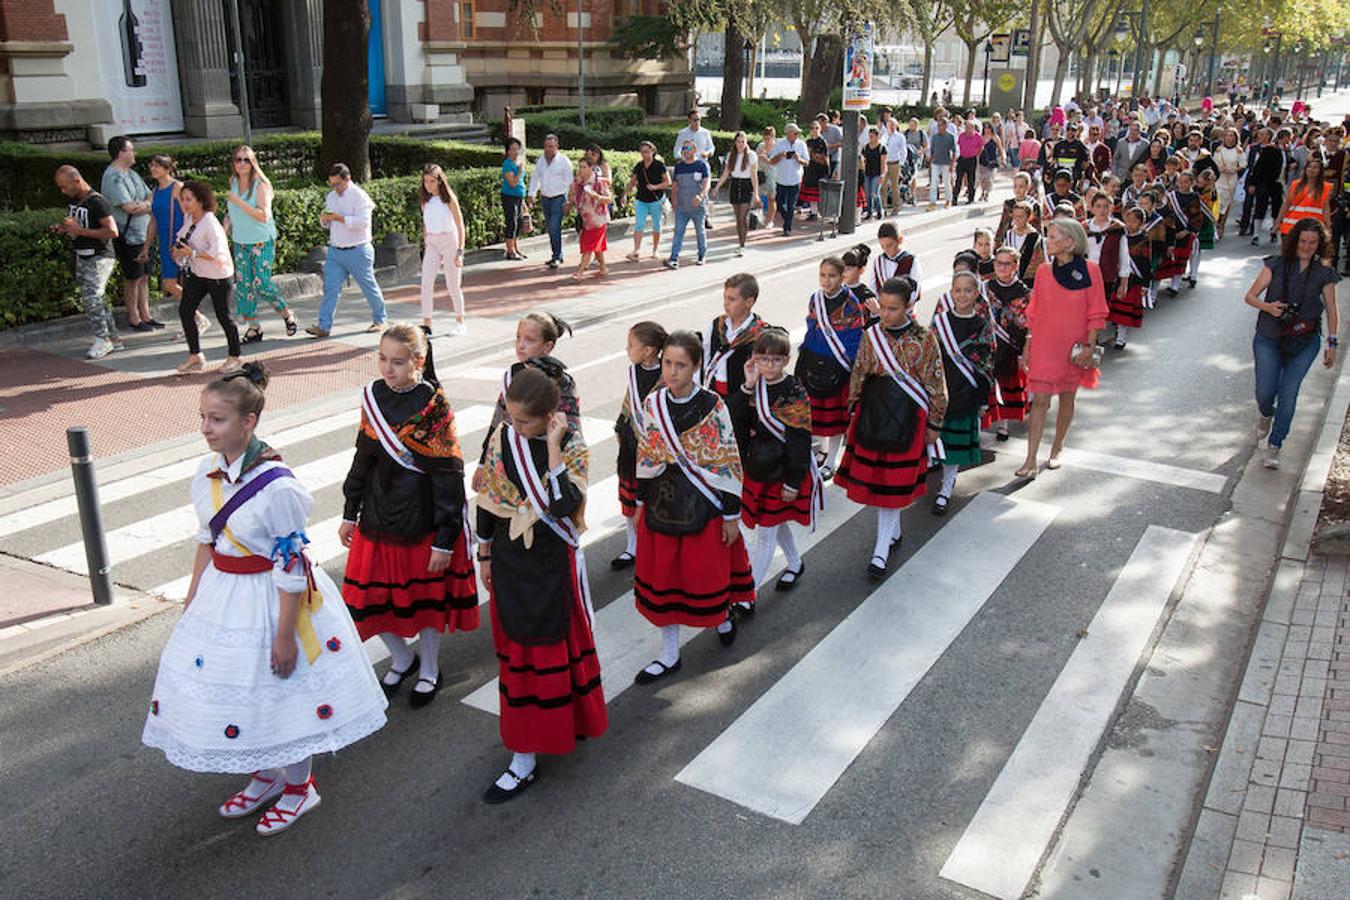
[990,34,1011,64]
[843,23,874,110]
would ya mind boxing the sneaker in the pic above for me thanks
[85,337,114,359]
[305,325,330,338]
[664,259,679,270]
[131,321,155,333]
[736,247,744,257]
[1251,235,1260,246]
[1263,443,1281,469]
[448,321,467,336]
[695,257,706,266]
[546,259,560,269]
[365,321,387,334]
[1256,414,1273,440]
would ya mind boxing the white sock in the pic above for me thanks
[416,627,441,688]
[751,525,779,586]
[1189,252,1200,278]
[716,619,734,634]
[873,508,901,560]
[824,434,843,469]
[242,768,282,796]
[624,516,638,556]
[495,751,537,789]
[1115,328,1128,345]
[996,421,1009,435]
[777,526,802,569]
[941,464,959,498]
[379,633,415,684]
[282,758,312,786]
[642,624,681,675]
[1170,275,1181,290]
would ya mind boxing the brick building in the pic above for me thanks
[0,0,691,143]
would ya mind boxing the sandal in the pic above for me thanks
[1014,464,1038,479]
[174,358,205,377]
[1046,456,1063,470]
[218,357,244,374]
[625,251,640,261]
[284,314,298,337]
[242,325,263,344]
[218,772,284,819]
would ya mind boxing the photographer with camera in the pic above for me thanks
[1244,218,1341,470]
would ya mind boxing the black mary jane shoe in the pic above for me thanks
[867,555,888,581]
[933,494,950,517]
[408,672,442,709]
[483,767,538,804]
[241,326,264,344]
[634,658,682,685]
[775,562,804,592]
[380,654,419,698]
[819,464,835,482]
[609,551,636,571]
[995,430,1010,442]
[1163,286,1179,298]
[717,618,738,647]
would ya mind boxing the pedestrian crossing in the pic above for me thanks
[0,366,1214,887]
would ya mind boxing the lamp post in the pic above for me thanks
[1109,48,1123,95]
[982,40,993,105]
[743,37,754,100]
[577,0,585,128]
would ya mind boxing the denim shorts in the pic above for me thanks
[634,199,664,233]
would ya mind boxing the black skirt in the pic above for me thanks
[730,177,755,205]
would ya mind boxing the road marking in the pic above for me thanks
[938,525,1199,900]
[0,410,363,540]
[461,483,869,715]
[673,492,1059,824]
[35,405,496,576]
[569,349,632,373]
[981,435,1227,495]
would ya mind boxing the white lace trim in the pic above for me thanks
[142,709,387,774]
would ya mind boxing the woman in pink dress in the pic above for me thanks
[1016,219,1109,478]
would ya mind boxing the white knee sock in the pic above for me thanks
[996,420,1009,435]
[751,525,779,586]
[639,624,682,672]
[1189,250,1201,278]
[416,627,441,684]
[282,757,312,786]
[494,751,537,789]
[777,526,802,569]
[873,508,901,560]
[1170,275,1181,290]
[941,464,959,498]
[624,516,638,556]
[378,633,415,683]
[824,434,843,469]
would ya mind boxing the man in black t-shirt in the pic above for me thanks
[53,165,124,359]
[626,140,671,260]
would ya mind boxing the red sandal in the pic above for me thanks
[217,771,283,819]
[255,777,322,836]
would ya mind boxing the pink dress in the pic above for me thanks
[1025,259,1109,394]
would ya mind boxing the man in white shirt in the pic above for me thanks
[308,162,388,338]
[527,133,574,268]
[768,123,808,234]
[883,118,909,214]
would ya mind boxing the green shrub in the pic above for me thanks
[514,105,646,130]
[0,208,88,327]
[737,100,790,134]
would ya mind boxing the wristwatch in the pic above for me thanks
[1328,336,1340,349]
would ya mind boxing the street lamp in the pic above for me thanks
[982,40,993,106]
[743,37,753,101]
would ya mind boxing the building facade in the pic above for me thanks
[0,0,691,143]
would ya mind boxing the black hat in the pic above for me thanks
[1054,168,1073,181]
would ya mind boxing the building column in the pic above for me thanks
[280,0,322,128]
[171,0,241,138]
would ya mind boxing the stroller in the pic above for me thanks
[895,154,917,206]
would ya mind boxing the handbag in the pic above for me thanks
[520,207,534,234]
[1070,342,1104,368]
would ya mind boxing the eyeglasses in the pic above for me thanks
[233,157,249,163]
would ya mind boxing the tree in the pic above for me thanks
[911,0,955,105]
[1044,0,1103,106]
[320,0,371,180]
[952,0,1018,106]
[722,23,748,129]
[778,0,915,120]
[1022,0,1045,109]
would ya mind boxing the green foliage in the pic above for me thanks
[0,208,90,328]
[607,15,686,60]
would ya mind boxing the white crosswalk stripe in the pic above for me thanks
[939,525,1200,899]
[673,491,1059,824]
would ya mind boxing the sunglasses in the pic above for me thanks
[233,157,249,163]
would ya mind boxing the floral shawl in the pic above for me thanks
[476,425,589,549]
[635,388,744,498]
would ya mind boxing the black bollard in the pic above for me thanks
[66,427,113,605]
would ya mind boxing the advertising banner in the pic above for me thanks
[843,23,874,110]
[94,0,185,134]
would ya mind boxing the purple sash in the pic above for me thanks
[208,467,293,543]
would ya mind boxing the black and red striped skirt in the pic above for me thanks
[982,370,1028,425]
[619,473,639,519]
[809,384,851,437]
[834,412,930,509]
[491,553,607,755]
[1155,236,1192,279]
[741,472,815,529]
[342,527,480,640]
[635,513,755,627]
[1108,283,1145,328]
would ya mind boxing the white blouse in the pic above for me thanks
[422,195,456,235]
[176,213,233,280]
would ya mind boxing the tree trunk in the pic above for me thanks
[1022,0,1043,110]
[1152,47,1165,97]
[799,32,843,121]
[962,41,977,107]
[795,24,813,102]
[1082,49,1097,98]
[1050,47,1069,107]
[721,24,745,130]
[320,0,371,181]
[921,42,935,106]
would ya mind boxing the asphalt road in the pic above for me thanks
[0,214,1334,899]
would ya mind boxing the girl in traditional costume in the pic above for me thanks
[143,364,387,836]
[931,271,996,515]
[1111,207,1155,350]
[477,312,581,465]
[475,368,606,802]
[842,243,878,313]
[339,324,478,708]
[984,246,1033,437]
[797,257,869,479]
[611,320,667,570]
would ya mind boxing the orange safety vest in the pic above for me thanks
[1279,181,1332,234]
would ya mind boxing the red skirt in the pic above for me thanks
[580,225,608,254]
[1155,237,1192,279]
[342,527,480,640]
[1108,283,1145,328]
[799,185,821,205]
[742,472,815,529]
[635,512,755,627]
[982,370,1028,426]
[491,553,607,755]
[619,473,638,519]
[834,412,930,509]
[809,384,851,437]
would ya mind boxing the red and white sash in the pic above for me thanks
[651,387,726,510]
[754,379,825,530]
[810,290,854,371]
[864,325,944,462]
[933,310,981,389]
[702,315,756,386]
[503,426,593,626]
[626,364,648,431]
[871,252,916,297]
[361,381,425,473]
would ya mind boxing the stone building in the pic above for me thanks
[0,0,691,143]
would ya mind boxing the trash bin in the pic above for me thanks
[817,179,844,220]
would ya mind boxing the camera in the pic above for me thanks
[1280,301,1301,323]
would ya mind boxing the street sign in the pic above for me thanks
[1012,28,1031,57]
[990,33,1011,63]
[989,68,1024,112]
[843,22,874,110]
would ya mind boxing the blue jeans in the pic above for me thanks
[318,243,387,331]
[1253,330,1321,448]
[775,183,800,232]
[864,174,882,217]
[1007,145,1020,169]
[669,206,705,262]
[540,194,566,263]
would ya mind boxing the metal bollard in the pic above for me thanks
[66,427,113,605]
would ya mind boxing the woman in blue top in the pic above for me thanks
[145,154,209,335]
[501,138,527,261]
[227,146,297,342]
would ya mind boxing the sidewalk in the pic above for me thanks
[1178,371,1350,899]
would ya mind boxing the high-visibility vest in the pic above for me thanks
[1280,182,1332,234]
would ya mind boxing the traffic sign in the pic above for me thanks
[990,33,1011,63]
[1012,28,1031,57]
